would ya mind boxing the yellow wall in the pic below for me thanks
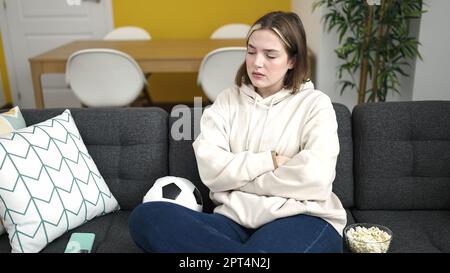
[0,1,290,105]
[112,0,290,103]
[0,33,12,105]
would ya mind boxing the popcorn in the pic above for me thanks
[345,225,392,253]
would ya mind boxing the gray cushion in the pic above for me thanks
[332,103,354,208]
[21,107,169,210]
[353,101,450,209]
[0,211,142,253]
[352,210,450,253]
[94,211,143,253]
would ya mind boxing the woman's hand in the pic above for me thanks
[276,155,291,167]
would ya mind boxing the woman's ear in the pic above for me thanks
[288,55,296,70]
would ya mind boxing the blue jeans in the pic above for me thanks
[129,201,342,253]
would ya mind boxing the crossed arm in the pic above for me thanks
[192,96,339,201]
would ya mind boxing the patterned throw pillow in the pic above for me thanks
[0,109,119,252]
[0,106,26,135]
[0,106,27,236]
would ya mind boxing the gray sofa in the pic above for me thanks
[0,101,449,253]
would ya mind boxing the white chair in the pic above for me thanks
[103,26,153,105]
[197,47,247,102]
[210,24,251,39]
[66,48,147,107]
[103,26,151,40]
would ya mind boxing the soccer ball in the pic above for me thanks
[143,176,203,212]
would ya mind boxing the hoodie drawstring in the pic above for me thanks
[241,83,307,151]
[245,98,258,150]
[257,97,275,151]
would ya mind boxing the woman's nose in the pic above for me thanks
[253,53,264,67]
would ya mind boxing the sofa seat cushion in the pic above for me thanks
[0,210,142,253]
[94,211,143,253]
[352,210,450,253]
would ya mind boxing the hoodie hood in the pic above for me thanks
[239,80,315,107]
[239,81,316,151]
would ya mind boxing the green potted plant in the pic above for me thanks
[313,0,424,104]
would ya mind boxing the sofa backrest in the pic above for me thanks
[168,103,355,212]
[21,108,169,210]
[332,103,354,208]
[353,101,450,209]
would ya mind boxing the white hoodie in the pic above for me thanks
[192,81,347,236]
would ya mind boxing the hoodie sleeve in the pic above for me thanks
[239,95,340,201]
[192,94,275,193]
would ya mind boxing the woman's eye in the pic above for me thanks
[267,55,276,59]
[247,51,256,55]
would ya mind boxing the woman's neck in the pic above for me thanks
[256,87,283,98]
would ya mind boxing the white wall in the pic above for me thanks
[292,0,320,57]
[292,0,357,111]
[292,0,424,112]
[412,0,450,101]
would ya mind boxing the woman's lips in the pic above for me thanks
[252,72,265,79]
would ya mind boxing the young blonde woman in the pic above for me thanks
[129,11,346,253]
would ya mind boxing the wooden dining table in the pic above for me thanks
[29,39,246,109]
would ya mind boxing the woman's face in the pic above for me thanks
[246,29,295,95]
